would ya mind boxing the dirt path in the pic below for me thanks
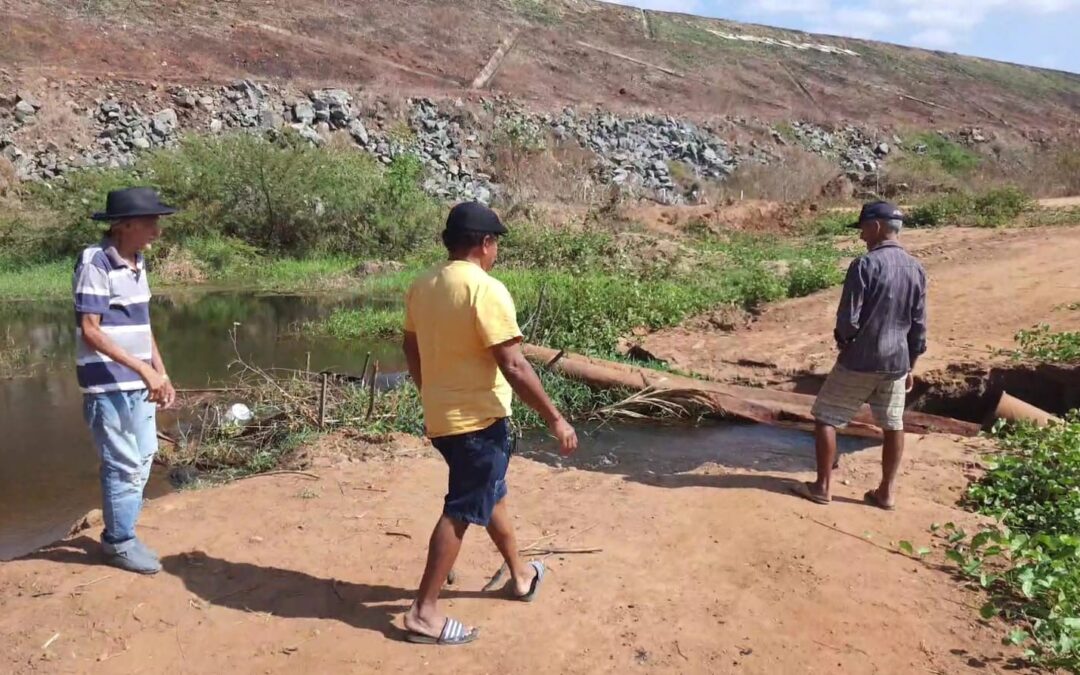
[0,431,1021,674]
[3,226,1074,673]
[643,226,1080,388]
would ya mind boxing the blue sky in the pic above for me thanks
[606,0,1080,73]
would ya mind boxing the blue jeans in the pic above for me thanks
[431,419,513,527]
[83,390,158,548]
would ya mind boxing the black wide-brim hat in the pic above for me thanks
[92,187,178,221]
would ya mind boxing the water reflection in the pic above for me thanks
[0,292,402,560]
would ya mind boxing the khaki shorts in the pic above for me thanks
[811,364,906,431]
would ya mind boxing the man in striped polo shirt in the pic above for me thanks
[74,187,177,574]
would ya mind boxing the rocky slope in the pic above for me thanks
[1,0,1077,202]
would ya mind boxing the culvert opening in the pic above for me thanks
[910,363,1079,427]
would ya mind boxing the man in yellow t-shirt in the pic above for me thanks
[401,201,578,646]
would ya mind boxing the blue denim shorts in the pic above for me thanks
[431,418,513,527]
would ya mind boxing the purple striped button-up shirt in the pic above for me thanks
[835,240,927,375]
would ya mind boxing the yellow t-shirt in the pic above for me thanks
[404,260,523,439]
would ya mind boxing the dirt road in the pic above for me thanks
[643,225,1080,387]
[3,226,1075,674]
[1,431,1017,674]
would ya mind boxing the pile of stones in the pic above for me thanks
[546,108,739,203]
[5,77,979,203]
[775,121,894,181]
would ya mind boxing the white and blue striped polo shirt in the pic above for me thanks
[73,241,153,394]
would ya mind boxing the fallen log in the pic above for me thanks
[523,345,980,438]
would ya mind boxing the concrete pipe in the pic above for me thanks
[991,390,1061,427]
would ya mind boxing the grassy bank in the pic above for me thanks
[805,186,1045,235]
[0,133,440,299]
[303,231,848,357]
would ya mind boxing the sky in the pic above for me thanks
[605,0,1080,73]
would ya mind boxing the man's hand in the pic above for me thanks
[160,378,177,409]
[141,366,170,405]
[549,417,578,456]
[905,372,915,393]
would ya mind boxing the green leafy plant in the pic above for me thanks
[1007,325,1080,364]
[939,414,1080,669]
[906,132,982,176]
[907,187,1032,228]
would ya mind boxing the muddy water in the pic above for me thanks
[0,292,403,561]
[1,292,881,562]
[520,421,876,479]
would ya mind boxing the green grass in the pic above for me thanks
[935,414,1080,670]
[1023,206,1080,228]
[904,132,981,176]
[907,187,1033,228]
[804,211,855,236]
[224,256,359,290]
[773,121,798,143]
[0,254,368,300]
[306,306,405,339]
[509,0,560,25]
[5,133,440,267]
[304,231,848,357]
[0,261,71,300]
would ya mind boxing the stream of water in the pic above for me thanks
[0,291,875,562]
[0,292,402,560]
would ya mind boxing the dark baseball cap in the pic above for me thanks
[850,201,905,229]
[444,201,508,235]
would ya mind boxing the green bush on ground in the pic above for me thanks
[6,133,441,267]
[939,415,1080,670]
[1007,325,1080,364]
[906,132,982,176]
[907,186,1032,228]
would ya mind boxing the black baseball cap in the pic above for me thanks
[850,201,905,229]
[444,201,508,235]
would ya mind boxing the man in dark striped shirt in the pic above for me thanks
[792,201,927,511]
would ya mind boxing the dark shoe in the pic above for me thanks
[102,539,161,575]
[132,538,159,561]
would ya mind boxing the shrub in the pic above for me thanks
[907,187,1032,228]
[805,211,855,236]
[1007,325,1080,364]
[907,132,982,176]
[12,134,442,262]
[940,415,1080,670]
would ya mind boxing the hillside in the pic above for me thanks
[2,0,1078,133]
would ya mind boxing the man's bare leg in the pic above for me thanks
[809,422,838,500]
[485,499,536,596]
[404,515,469,637]
[872,430,905,508]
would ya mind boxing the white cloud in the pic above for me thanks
[602,0,1078,69]
[729,0,1077,55]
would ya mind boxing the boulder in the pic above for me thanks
[293,100,316,125]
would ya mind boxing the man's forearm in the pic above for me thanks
[500,358,562,425]
[151,335,168,376]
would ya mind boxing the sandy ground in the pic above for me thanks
[0,431,1023,675]
[643,225,1080,387]
[3,225,1076,674]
